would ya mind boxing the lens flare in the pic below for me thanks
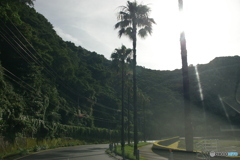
[218,95,234,132]
[194,65,203,101]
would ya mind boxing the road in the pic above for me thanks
[16,144,116,160]
[139,144,168,160]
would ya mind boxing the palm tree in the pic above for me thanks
[178,0,193,151]
[111,45,132,159]
[115,1,155,154]
[137,88,149,143]
[125,63,133,146]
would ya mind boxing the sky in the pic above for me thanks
[34,0,240,71]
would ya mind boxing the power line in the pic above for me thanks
[6,18,80,96]
[2,65,118,120]
[2,66,36,91]
[1,66,118,123]
[0,18,119,116]
[0,20,77,95]
[0,29,31,63]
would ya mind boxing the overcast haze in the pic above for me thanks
[34,0,240,70]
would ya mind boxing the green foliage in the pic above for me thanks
[33,145,41,152]
[114,142,149,160]
[19,148,29,156]
[0,0,121,142]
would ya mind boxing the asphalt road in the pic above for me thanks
[16,144,116,160]
[139,144,168,160]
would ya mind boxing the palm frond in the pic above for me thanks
[118,11,131,21]
[137,4,151,17]
[120,20,132,29]
[118,28,125,38]
[124,27,133,40]
[148,18,156,24]
[115,0,156,40]
[138,28,147,38]
[144,25,153,35]
[126,48,132,56]
[111,45,132,74]
[137,17,152,27]
[111,52,119,60]
[138,25,153,38]
[114,22,121,29]
[123,48,132,60]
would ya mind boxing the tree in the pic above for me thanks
[126,68,133,146]
[115,1,155,155]
[111,45,132,159]
[178,0,193,151]
[136,88,150,143]
[19,0,35,6]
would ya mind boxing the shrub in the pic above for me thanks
[19,148,29,156]
[33,145,41,152]
[40,145,48,150]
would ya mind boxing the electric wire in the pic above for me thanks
[0,24,59,81]
[2,65,116,119]
[6,18,81,96]
[0,24,39,64]
[2,66,36,91]
[0,27,40,66]
[2,19,119,112]
[0,18,120,126]
[1,67,118,124]
[0,30,31,63]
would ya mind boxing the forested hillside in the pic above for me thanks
[137,57,240,138]
[0,0,240,144]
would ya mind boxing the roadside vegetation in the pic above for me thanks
[1,137,111,160]
[106,142,150,160]
[0,137,114,160]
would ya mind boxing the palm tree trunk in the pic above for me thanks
[127,87,130,145]
[179,0,193,151]
[121,59,125,159]
[143,101,146,143]
[133,20,138,156]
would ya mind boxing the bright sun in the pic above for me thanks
[134,0,240,70]
[181,0,240,65]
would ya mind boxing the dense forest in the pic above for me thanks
[0,0,240,144]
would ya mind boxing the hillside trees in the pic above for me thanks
[0,64,27,143]
[0,1,121,142]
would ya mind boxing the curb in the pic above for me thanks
[152,137,240,158]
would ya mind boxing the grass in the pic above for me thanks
[113,142,150,160]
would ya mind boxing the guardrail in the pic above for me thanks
[152,137,240,159]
